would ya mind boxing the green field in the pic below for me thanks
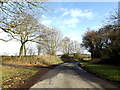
[79,62,120,83]
[83,58,91,61]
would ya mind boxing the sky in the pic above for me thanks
[0,2,118,55]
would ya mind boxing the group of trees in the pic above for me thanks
[37,27,62,56]
[61,37,82,54]
[36,27,83,56]
[82,11,120,65]
[0,1,83,57]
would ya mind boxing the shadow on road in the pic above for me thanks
[35,61,118,89]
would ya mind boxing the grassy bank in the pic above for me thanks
[79,61,120,84]
[2,55,64,66]
[2,55,67,88]
[2,65,38,88]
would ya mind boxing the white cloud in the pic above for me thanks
[64,18,79,25]
[60,8,68,12]
[67,24,76,28]
[41,15,45,19]
[41,20,52,25]
[61,8,94,19]
[70,9,82,17]
[0,40,20,55]
[53,8,96,30]
[63,32,82,43]
[61,11,69,17]
[70,9,94,19]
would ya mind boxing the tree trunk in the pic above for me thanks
[19,42,25,57]
[38,51,40,55]
[91,51,94,59]
[24,44,26,56]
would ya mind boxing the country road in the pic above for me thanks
[30,62,118,89]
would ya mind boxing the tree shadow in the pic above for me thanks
[2,62,61,70]
[34,61,118,89]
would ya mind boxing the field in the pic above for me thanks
[83,58,91,61]
[1,55,66,88]
[79,61,120,84]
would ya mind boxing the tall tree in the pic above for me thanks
[61,37,73,54]
[0,1,48,57]
[37,44,44,55]
[38,27,62,56]
[82,24,120,65]
[0,1,48,35]
[1,12,47,57]
[82,30,96,58]
[71,41,82,54]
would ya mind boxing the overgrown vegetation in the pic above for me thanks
[61,53,91,60]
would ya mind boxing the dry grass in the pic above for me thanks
[2,55,63,66]
[1,55,64,88]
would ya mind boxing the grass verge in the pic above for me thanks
[83,58,91,61]
[2,65,38,88]
[2,55,67,88]
[79,62,120,84]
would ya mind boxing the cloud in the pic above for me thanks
[63,18,80,28]
[64,18,79,25]
[41,20,52,25]
[55,8,95,30]
[61,11,69,17]
[70,9,82,17]
[67,24,76,28]
[61,8,94,19]
[50,8,96,30]
[60,8,68,12]
[0,40,20,55]
[41,15,45,19]
[63,31,83,43]
[71,9,93,19]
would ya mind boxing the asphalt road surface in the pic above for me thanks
[30,62,118,89]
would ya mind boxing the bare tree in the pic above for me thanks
[1,12,47,57]
[38,27,62,56]
[61,37,82,55]
[71,41,82,54]
[37,44,43,55]
[0,1,49,57]
[61,37,73,54]
[0,1,48,35]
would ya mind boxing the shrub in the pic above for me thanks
[89,58,101,64]
[61,53,69,59]
[73,53,82,60]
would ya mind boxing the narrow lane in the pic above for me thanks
[30,62,118,89]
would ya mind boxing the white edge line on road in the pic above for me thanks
[76,62,86,72]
